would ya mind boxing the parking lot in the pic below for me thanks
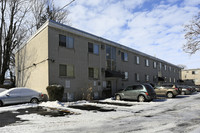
[0,92,200,133]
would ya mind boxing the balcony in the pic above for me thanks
[105,70,125,78]
[158,77,165,81]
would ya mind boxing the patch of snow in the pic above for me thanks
[0,103,38,113]
[0,93,200,133]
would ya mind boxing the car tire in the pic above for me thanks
[167,92,174,98]
[30,98,39,104]
[115,95,121,100]
[0,100,3,107]
[138,95,146,102]
[181,91,186,95]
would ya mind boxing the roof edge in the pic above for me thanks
[48,20,181,68]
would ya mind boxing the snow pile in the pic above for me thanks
[39,101,65,108]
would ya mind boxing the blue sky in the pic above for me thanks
[58,0,200,69]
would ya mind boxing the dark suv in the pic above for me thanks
[115,84,157,102]
[154,84,181,98]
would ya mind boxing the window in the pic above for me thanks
[169,66,172,71]
[164,77,167,82]
[153,75,157,82]
[59,64,67,76]
[106,45,116,70]
[59,34,66,47]
[67,92,74,101]
[123,72,128,80]
[88,42,93,53]
[132,85,143,90]
[145,59,149,67]
[88,67,99,79]
[159,63,162,70]
[59,34,74,48]
[125,86,133,91]
[59,64,74,77]
[88,42,99,54]
[135,73,140,81]
[67,36,74,48]
[174,78,176,83]
[192,71,196,75]
[153,61,157,68]
[136,56,140,64]
[94,44,99,54]
[169,77,172,82]
[145,75,149,82]
[164,65,167,71]
[121,52,128,61]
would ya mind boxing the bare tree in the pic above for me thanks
[183,12,200,54]
[0,0,30,85]
[0,0,72,85]
[31,0,71,30]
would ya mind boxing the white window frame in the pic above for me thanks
[169,66,172,71]
[135,73,140,81]
[153,61,157,68]
[145,59,149,67]
[136,56,140,64]
[159,63,162,70]
[164,65,167,71]
[145,75,149,82]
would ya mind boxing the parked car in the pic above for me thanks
[177,85,193,95]
[0,87,43,107]
[195,86,200,92]
[154,84,181,98]
[0,88,6,93]
[115,84,157,102]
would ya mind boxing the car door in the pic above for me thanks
[154,86,162,95]
[123,86,133,99]
[159,87,167,95]
[5,89,22,104]
[20,89,31,103]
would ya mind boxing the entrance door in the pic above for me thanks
[102,80,117,98]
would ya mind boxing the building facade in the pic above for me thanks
[181,69,200,85]
[15,20,181,101]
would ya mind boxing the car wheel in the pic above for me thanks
[167,92,174,98]
[181,91,186,95]
[115,95,121,100]
[138,95,146,102]
[0,100,3,107]
[30,98,39,104]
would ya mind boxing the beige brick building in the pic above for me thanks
[181,69,200,85]
[15,20,181,101]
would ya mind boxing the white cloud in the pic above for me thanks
[66,0,200,69]
[183,0,200,6]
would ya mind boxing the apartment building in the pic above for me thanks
[15,20,181,101]
[182,69,200,85]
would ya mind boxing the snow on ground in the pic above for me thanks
[0,93,200,133]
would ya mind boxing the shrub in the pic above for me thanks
[46,85,64,101]
[81,87,93,101]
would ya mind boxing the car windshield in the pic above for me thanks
[0,89,11,95]
[162,85,173,88]
[144,85,155,93]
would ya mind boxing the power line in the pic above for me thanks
[58,0,75,11]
